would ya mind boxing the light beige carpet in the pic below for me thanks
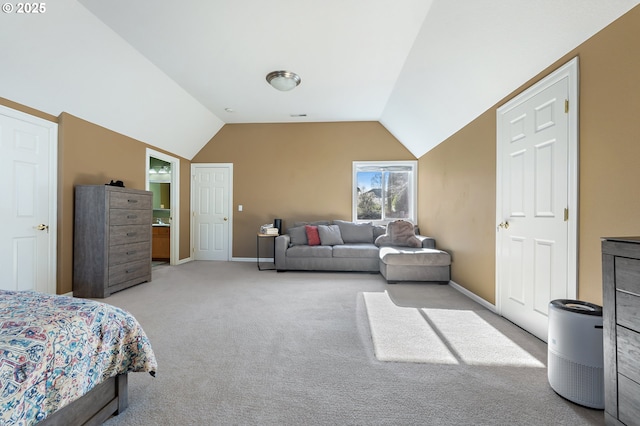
[100,261,604,426]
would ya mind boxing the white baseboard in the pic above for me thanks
[232,257,272,263]
[448,280,496,313]
[177,257,266,263]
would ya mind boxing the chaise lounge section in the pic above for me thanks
[379,246,451,283]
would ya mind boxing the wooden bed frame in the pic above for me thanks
[40,374,128,426]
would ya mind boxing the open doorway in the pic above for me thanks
[146,149,180,267]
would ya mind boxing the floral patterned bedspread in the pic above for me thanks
[0,290,157,425]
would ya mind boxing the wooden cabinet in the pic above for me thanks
[152,226,170,260]
[73,185,152,298]
[602,237,640,426]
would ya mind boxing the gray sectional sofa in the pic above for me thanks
[274,220,451,283]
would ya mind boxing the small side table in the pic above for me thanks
[257,233,278,270]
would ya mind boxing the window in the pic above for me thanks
[353,161,417,224]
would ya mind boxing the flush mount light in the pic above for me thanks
[266,70,301,91]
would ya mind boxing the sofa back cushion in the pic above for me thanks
[292,220,331,228]
[288,226,308,246]
[334,220,374,243]
[373,225,386,240]
[318,224,344,246]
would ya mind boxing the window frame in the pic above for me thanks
[352,160,418,225]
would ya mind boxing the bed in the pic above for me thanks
[0,290,157,425]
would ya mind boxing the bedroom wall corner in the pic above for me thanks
[57,113,192,294]
[192,121,416,258]
[417,113,497,304]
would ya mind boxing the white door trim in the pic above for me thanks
[190,163,233,261]
[146,148,180,265]
[0,104,58,294]
[496,57,579,314]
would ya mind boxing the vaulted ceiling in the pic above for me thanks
[1,0,638,159]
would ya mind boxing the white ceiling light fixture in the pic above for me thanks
[266,70,301,91]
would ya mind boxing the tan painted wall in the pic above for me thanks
[0,97,58,123]
[418,114,496,303]
[57,113,192,293]
[192,122,415,258]
[418,5,640,306]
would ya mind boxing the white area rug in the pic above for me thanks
[363,291,545,367]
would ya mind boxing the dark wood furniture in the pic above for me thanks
[74,185,152,298]
[602,237,640,426]
[41,374,128,426]
[152,225,171,260]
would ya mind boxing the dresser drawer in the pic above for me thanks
[109,225,150,246]
[618,374,640,426]
[108,259,150,286]
[615,257,640,296]
[110,209,152,226]
[109,241,150,266]
[109,191,152,210]
[617,291,640,333]
[617,326,640,385]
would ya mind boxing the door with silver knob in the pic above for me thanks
[192,165,232,261]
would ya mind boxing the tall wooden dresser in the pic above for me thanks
[602,237,640,426]
[74,185,152,298]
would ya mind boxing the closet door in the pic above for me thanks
[0,106,57,294]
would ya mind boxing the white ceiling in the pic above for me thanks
[1,0,638,159]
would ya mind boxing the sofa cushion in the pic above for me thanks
[305,225,321,246]
[286,245,333,258]
[332,243,379,259]
[334,220,374,243]
[379,247,451,266]
[318,224,344,246]
[375,219,422,248]
[288,226,308,246]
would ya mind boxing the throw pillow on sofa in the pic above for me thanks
[305,225,321,246]
[318,224,344,246]
[375,220,422,248]
[288,226,308,246]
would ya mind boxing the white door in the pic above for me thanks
[0,106,57,294]
[192,165,232,261]
[496,58,578,342]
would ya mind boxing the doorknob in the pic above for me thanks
[35,224,49,232]
[498,221,510,230]
[224,217,228,221]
